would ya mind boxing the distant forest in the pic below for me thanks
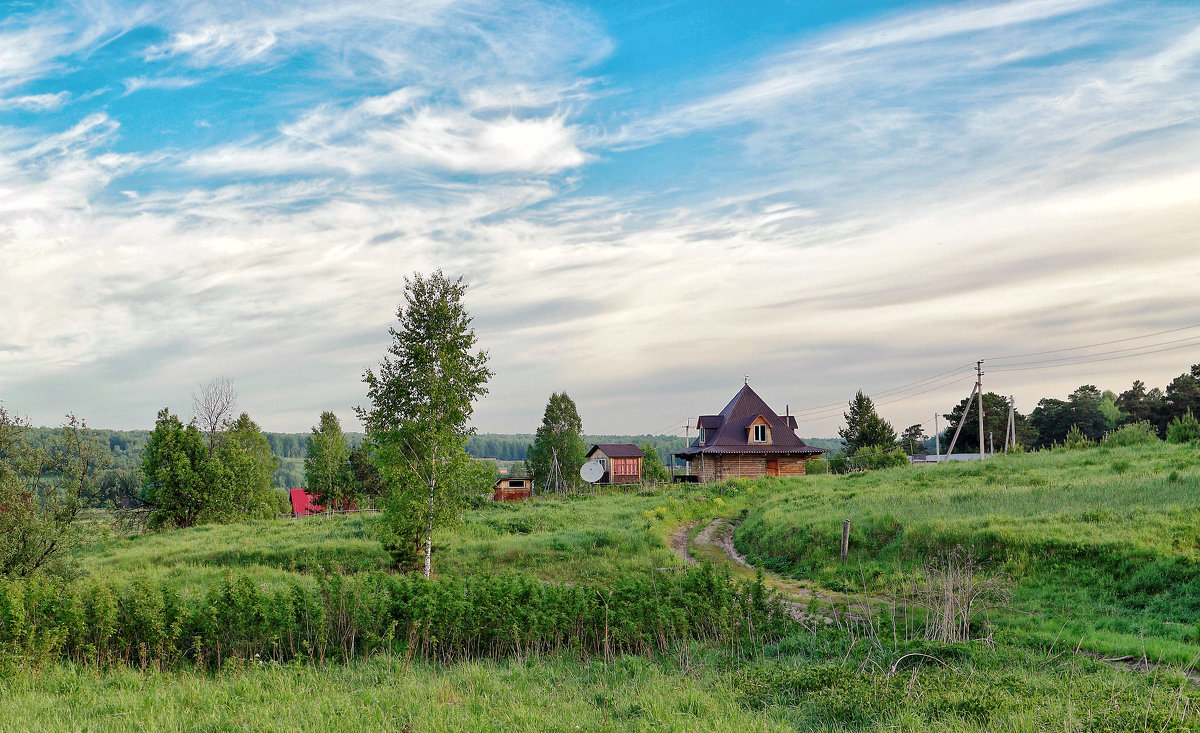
[18,427,841,502]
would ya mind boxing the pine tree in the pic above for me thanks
[838,390,897,455]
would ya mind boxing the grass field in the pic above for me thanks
[9,441,1200,730]
[78,483,774,591]
[737,442,1200,662]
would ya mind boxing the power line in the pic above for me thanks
[791,376,975,423]
[986,324,1200,361]
[987,335,1200,369]
[990,340,1200,373]
[791,363,974,415]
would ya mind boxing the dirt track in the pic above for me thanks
[672,518,888,626]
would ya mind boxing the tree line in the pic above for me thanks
[835,361,1200,467]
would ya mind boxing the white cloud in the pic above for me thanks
[0,92,69,111]
[121,76,201,95]
[188,88,590,176]
[2,0,1199,437]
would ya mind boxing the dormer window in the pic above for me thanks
[697,428,705,445]
[753,424,768,442]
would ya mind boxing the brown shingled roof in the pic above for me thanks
[674,385,826,458]
[587,443,645,459]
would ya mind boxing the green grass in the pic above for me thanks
[78,515,391,591]
[77,483,775,591]
[736,442,1200,662]
[3,632,1199,732]
[0,656,793,732]
[20,446,1200,730]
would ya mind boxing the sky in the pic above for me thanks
[2,0,1200,440]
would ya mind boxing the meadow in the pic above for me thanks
[738,441,1200,662]
[5,441,1200,730]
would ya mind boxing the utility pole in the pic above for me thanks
[976,360,985,461]
[1008,395,1017,451]
[682,422,691,476]
[989,431,994,456]
[944,382,977,459]
[934,412,940,462]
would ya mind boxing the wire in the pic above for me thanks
[790,376,976,423]
[990,340,1200,373]
[986,324,1200,361]
[985,335,1200,369]
[791,363,974,415]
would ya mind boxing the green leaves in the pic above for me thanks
[305,411,355,510]
[838,390,897,456]
[358,271,493,576]
[142,409,281,529]
[528,392,587,491]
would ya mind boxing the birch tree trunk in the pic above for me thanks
[423,477,436,579]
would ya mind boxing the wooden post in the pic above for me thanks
[840,519,850,563]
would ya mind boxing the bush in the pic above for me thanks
[805,458,829,475]
[850,446,909,471]
[0,565,790,669]
[828,455,850,474]
[1166,411,1200,444]
[1059,424,1094,450]
[1104,421,1159,446]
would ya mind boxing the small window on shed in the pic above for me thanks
[753,424,768,442]
[510,480,525,488]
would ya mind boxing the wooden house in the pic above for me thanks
[585,444,644,485]
[673,384,826,482]
[493,476,532,501]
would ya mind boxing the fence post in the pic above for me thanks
[841,519,850,563]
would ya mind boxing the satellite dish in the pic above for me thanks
[580,460,604,484]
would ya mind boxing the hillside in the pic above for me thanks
[7,443,1200,730]
[737,441,1200,662]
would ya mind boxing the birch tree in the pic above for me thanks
[304,411,354,509]
[357,271,492,577]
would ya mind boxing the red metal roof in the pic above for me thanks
[674,385,826,458]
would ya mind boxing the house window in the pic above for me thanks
[509,480,525,488]
[753,424,768,442]
[697,428,705,445]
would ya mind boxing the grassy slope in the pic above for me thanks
[25,449,1200,730]
[78,484,775,591]
[737,442,1200,662]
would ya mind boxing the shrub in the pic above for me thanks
[1104,421,1159,446]
[805,458,829,475]
[1166,411,1200,444]
[0,565,789,669]
[1059,424,1093,450]
[850,446,909,471]
[828,455,850,474]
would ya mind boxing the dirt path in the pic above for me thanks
[678,518,879,625]
[668,522,698,565]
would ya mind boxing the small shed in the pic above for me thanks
[585,444,644,485]
[290,489,322,515]
[494,476,532,501]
